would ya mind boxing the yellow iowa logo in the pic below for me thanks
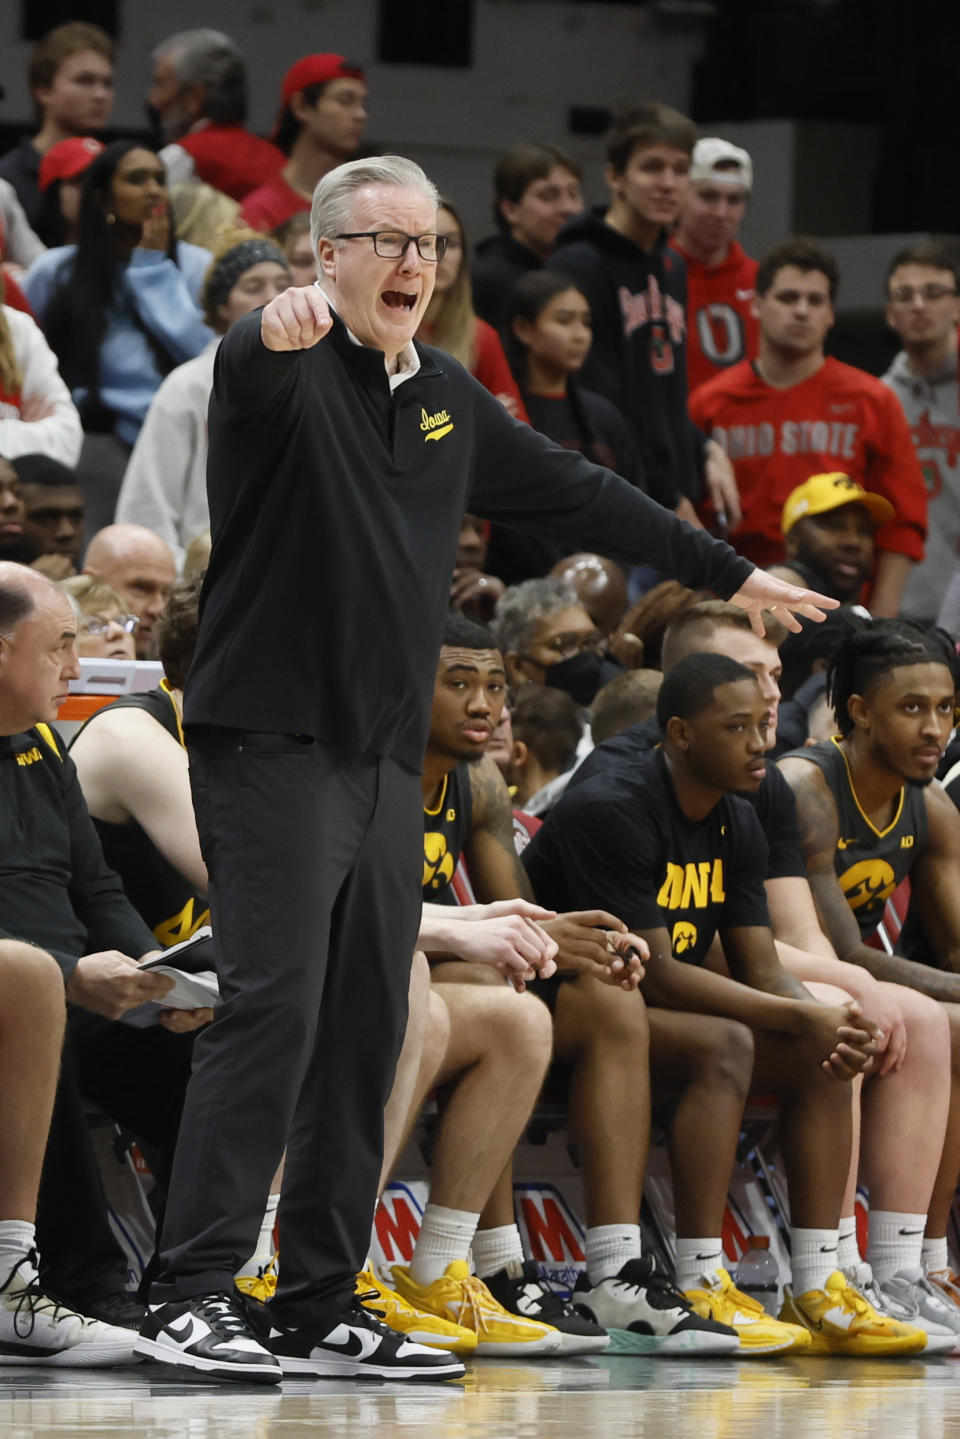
[423,831,455,889]
[15,746,42,767]
[672,920,698,955]
[656,859,725,910]
[421,406,454,442]
[838,858,896,910]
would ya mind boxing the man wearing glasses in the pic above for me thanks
[690,237,928,617]
[137,154,837,1384]
[883,243,960,625]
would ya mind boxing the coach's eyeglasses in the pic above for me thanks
[335,231,447,262]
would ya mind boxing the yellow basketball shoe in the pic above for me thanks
[356,1267,477,1355]
[390,1261,562,1356]
[235,1256,277,1303]
[779,1270,926,1356]
[684,1268,812,1355]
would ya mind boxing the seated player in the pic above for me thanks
[0,939,139,1366]
[524,653,924,1355]
[70,573,208,948]
[417,617,799,1356]
[576,600,959,1345]
[779,619,960,1316]
[384,616,656,1354]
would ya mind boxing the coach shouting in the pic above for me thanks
[138,154,835,1383]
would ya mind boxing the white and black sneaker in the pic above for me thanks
[0,1252,140,1367]
[263,1299,466,1380]
[573,1255,740,1356]
[135,1290,281,1382]
[483,1260,610,1356]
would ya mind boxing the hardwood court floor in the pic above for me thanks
[3,1353,960,1438]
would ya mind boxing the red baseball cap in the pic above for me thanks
[279,53,365,108]
[38,136,104,192]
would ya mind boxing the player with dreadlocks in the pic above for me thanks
[779,618,960,1325]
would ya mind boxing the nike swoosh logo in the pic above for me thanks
[320,1329,365,1357]
[165,1315,199,1341]
[898,1228,925,1236]
[424,424,454,442]
[735,288,754,300]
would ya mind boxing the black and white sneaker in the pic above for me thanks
[0,1253,140,1367]
[573,1255,740,1356]
[263,1299,466,1380]
[135,1290,281,1382]
[483,1260,610,1356]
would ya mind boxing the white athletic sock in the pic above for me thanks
[472,1224,525,1280]
[235,1192,279,1278]
[408,1204,479,1287]
[585,1224,642,1286]
[867,1210,926,1282]
[790,1227,839,1296]
[837,1215,861,1272]
[675,1238,723,1291]
[0,1220,36,1280]
[923,1236,950,1275]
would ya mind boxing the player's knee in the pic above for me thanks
[0,940,64,1013]
[691,1018,754,1097]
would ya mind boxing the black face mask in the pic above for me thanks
[544,651,620,707]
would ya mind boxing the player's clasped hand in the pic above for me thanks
[804,998,879,1081]
[539,910,649,989]
[261,283,334,352]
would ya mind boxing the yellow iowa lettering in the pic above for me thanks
[657,859,725,910]
[153,897,211,949]
[421,407,454,442]
[15,747,43,766]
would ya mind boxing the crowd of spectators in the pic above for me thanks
[2,15,960,1376]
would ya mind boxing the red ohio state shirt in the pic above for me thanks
[670,239,759,392]
[689,356,927,567]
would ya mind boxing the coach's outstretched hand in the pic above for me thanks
[261,283,333,352]
[729,568,839,637]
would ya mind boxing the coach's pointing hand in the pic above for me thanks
[261,284,333,352]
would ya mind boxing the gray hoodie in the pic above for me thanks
[882,350,960,624]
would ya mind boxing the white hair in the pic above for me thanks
[310,155,439,256]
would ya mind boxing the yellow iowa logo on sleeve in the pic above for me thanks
[421,406,454,442]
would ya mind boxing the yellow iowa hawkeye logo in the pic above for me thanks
[421,406,454,442]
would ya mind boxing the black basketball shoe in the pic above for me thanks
[135,1290,281,1382]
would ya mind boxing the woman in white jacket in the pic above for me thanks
[0,298,82,468]
[116,233,290,567]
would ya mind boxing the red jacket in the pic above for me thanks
[670,239,759,392]
[239,173,308,234]
[689,356,927,567]
[177,124,285,202]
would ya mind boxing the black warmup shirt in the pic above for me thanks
[0,726,155,980]
[73,684,211,947]
[523,746,770,964]
[570,720,805,881]
[184,310,753,771]
[422,764,473,904]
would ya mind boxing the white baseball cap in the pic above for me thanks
[690,138,753,191]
